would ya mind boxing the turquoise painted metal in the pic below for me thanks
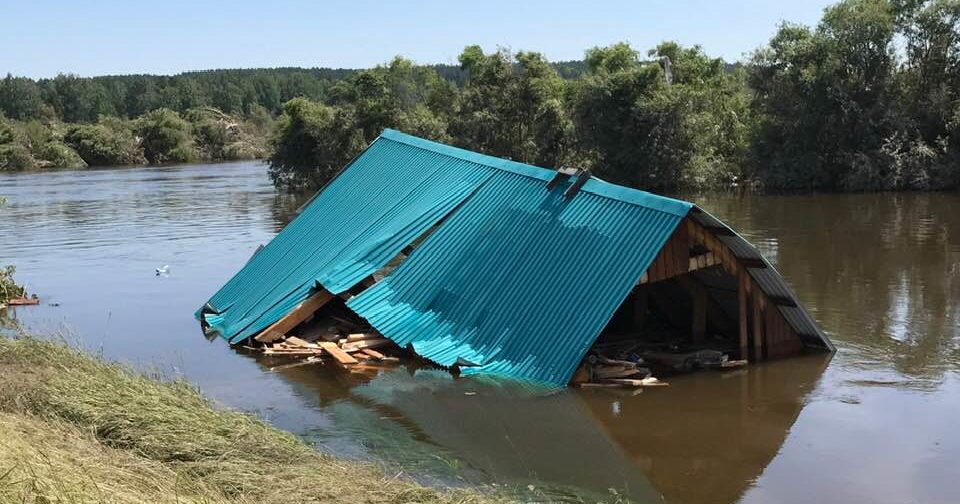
[199,132,494,343]
[199,129,832,385]
[199,129,693,382]
[346,136,690,384]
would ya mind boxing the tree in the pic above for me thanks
[267,97,365,190]
[451,46,572,167]
[64,120,145,166]
[0,75,44,120]
[749,0,899,190]
[136,109,197,164]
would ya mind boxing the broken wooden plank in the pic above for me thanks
[255,290,334,342]
[341,338,392,352]
[603,377,669,387]
[319,342,358,366]
[359,348,386,361]
[345,333,379,343]
[722,359,748,368]
[283,336,318,348]
[592,364,643,380]
[262,348,323,356]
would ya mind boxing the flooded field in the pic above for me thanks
[1,162,958,503]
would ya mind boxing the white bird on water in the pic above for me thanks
[155,265,170,276]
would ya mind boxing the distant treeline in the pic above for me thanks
[2,0,959,192]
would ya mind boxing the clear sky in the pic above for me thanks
[1,0,836,78]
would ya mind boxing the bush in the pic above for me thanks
[0,265,25,304]
[64,122,145,166]
[36,141,86,169]
[268,98,365,189]
[136,108,197,164]
[0,143,36,170]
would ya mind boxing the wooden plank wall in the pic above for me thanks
[640,216,805,361]
[643,220,690,284]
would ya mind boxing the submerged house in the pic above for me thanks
[198,129,833,385]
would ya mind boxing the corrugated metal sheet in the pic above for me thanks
[199,128,833,381]
[747,267,795,303]
[199,133,494,343]
[348,163,690,385]
[689,209,727,230]
[718,234,764,260]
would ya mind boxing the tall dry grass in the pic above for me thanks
[0,336,502,504]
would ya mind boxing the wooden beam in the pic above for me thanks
[319,342,358,366]
[255,290,334,342]
[638,252,717,285]
[738,270,749,360]
[752,290,765,362]
[692,280,707,343]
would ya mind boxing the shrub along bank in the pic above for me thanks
[0,106,272,171]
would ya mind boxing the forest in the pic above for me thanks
[1,0,957,192]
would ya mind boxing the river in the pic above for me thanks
[1,161,958,503]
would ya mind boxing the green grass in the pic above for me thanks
[0,335,503,504]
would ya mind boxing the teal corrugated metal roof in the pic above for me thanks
[347,132,691,385]
[199,134,494,343]
[199,129,831,384]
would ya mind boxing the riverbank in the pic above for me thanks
[0,335,500,504]
[0,108,271,171]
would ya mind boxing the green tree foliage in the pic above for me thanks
[135,109,197,164]
[572,42,752,189]
[452,47,572,167]
[64,119,145,166]
[268,97,365,190]
[2,0,957,192]
[750,0,959,190]
[0,116,86,170]
[0,75,46,120]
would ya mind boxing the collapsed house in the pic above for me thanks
[197,129,834,386]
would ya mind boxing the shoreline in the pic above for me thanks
[0,335,503,504]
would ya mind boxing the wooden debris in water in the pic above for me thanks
[341,337,391,353]
[283,336,317,348]
[255,290,334,342]
[345,333,379,343]
[319,342,359,366]
[6,297,40,306]
[721,359,748,368]
[359,348,386,361]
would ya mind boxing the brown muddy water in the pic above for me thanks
[1,162,958,503]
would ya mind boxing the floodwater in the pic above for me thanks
[1,162,958,503]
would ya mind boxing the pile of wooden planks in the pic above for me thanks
[570,353,669,389]
[248,332,401,370]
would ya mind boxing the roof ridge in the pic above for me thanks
[378,129,692,217]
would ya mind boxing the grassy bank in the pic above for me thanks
[0,335,500,504]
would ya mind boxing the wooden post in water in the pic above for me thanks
[753,291,765,361]
[738,270,749,360]
[692,280,707,343]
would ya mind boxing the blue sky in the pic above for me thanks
[1,0,836,78]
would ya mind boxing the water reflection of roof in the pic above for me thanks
[258,352,829,503]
